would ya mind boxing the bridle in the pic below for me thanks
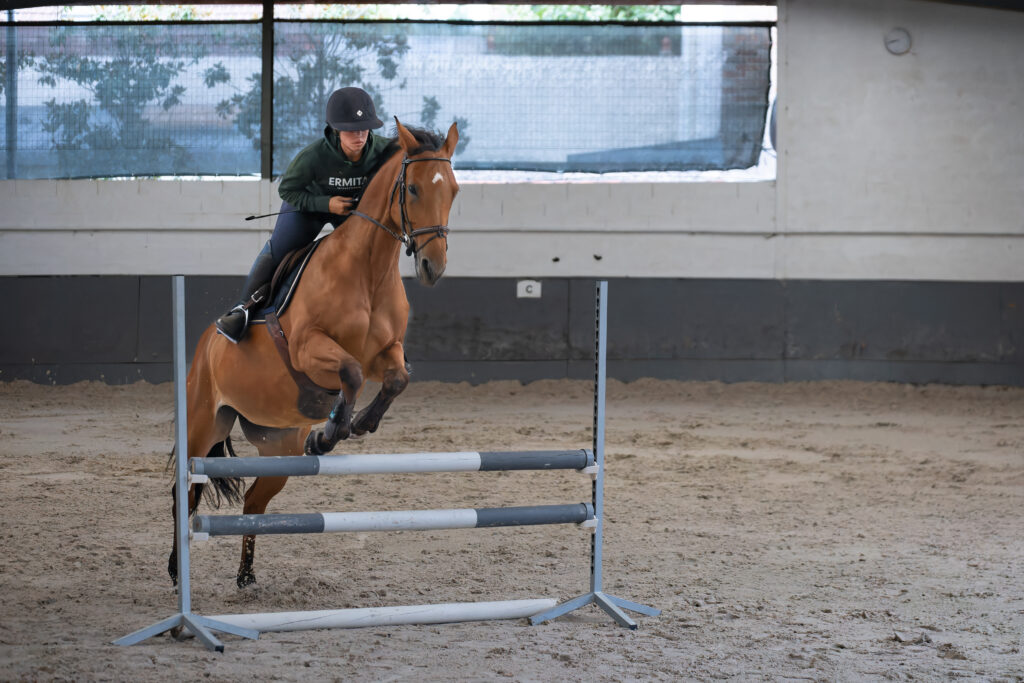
[351,154,452,257]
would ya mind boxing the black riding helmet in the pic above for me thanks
[326,87,384,131]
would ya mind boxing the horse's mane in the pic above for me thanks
[365,125,446,180]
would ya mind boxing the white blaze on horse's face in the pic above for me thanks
[412,160,454,288]
[395,119,460,288]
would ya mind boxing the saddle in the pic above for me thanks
[244,238,341,414]
[249,238,323,325]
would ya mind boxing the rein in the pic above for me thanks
[351,155,452,257]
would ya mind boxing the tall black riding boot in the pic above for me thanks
[215,241,279,344]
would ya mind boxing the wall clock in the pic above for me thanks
[885,27,912,55]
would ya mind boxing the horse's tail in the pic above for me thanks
[167,437,245,509]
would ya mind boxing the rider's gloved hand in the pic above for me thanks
[328,196,357,215]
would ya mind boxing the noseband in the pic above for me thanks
[351,155,452,258]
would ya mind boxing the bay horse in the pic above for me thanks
[170,120,459,588]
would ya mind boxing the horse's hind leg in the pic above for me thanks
[352,342,410,436]
[235,418,309,588]
[168,404,238,586]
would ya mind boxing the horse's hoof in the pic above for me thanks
[304,431,325,455]
[169,625,194,641]
[237,572,257,589]
[351,412,379,436]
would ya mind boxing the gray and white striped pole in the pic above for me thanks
[191,449,594,478]
[194,503,595,537]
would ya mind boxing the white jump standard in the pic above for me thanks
[114,279,659,652]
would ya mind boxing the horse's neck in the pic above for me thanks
[317,154,405,288]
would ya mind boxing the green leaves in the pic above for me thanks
[33,25,204,161]
[203,62,231,88]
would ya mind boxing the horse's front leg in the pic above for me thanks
[352,342,410,436]
[297,332,363,455]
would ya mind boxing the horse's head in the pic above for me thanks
[393,119,459,287]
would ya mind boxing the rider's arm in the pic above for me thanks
[278,146,332,215]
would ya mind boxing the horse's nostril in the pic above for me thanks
[421,259,432,278]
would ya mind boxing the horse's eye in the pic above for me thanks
[408,184,419,198]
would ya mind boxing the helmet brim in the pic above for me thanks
[329,116,384,131]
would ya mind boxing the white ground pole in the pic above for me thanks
[209,600,558,633]
[529,281,661,629]
[113,275,259,652]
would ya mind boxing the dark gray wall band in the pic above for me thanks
[2,276,1021,386]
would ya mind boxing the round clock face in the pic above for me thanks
[885,27,912,55]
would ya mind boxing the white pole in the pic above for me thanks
[209,599,558,632]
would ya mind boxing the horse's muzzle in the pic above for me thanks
[416,256,446,287]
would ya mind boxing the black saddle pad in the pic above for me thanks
[250,239,324,324]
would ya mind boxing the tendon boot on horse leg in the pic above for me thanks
[215,241,279,344]
[305,363,363,455]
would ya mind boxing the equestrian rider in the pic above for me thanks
[215,86,391,343]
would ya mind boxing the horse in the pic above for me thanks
[170,119,460,588]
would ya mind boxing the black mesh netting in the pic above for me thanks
[0,22,262,178]
[1,20,771,179]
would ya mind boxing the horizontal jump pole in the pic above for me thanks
[193,503,594,537]
[208,599,559,633]
[191,450,594,478]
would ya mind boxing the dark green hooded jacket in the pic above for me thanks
[277,126,392,214]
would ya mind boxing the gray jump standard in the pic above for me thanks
[114,279,659,652]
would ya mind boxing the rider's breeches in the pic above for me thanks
[268,200,344,262]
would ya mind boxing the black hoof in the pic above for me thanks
[237,571,256,589]
[352,420,378,437]
[352,407,381,436]
[304,431,327,455]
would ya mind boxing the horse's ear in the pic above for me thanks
[441,121,459,158]
[395,117,418,153]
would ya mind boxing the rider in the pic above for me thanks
[215,86,391,343]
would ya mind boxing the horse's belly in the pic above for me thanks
[209,328,324,428]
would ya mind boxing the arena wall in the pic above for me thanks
[2,0,1022,385]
